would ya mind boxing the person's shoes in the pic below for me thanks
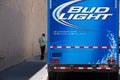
[40,55,44,60]
[40,57,44,60]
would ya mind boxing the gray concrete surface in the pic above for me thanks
[0,61,46,80]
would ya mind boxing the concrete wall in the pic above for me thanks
[0,0,47,71]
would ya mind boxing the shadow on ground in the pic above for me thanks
[0,55,47,80]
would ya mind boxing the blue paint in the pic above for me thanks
[48,0,119,64]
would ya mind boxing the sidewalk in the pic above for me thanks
[29,64,48,80]
[0,55,46,80]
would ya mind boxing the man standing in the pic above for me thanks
[39,33,47,60]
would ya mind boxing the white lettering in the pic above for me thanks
[58,13,67,20]
[57,7,112,20]
[87,14,101,20]
[100,14,113,20]
[95,7,110,13]
[73,14,88,20]
[68,6,83,13]
[82,7,96,13]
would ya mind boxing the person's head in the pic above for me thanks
[42,33,45,37]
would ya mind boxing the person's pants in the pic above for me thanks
[40,45,45,60]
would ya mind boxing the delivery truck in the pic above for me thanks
[48,0,119,80]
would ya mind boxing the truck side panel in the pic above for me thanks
[48,0,119,65]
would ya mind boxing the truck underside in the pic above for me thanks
[48,64,119,80]
[49,72,118,80]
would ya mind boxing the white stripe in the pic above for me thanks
[97,67,101,69]
[54,67,66,69]
[60,67,66,69]
[75,46,79,48]
[102,46,107,48]
[84,46,89,48]
[78,67,83,69]
[106,67,111,70]
[93,46,98,48]
[97,67,111,70]
[88,67,93,69]
[50,46,53,48]
[54,67,57,69]
[66,46,71,48]
[57,46,62,48]
[51,46,114,48]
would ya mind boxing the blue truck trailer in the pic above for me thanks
[48,0,119,80]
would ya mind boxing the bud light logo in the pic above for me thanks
[58,7,112,20]
[52,0,113,30]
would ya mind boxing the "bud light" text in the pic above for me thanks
[58,7,113,20]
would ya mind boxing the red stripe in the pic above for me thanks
[53,46,57,48]
[56,66,60,70]
[62,46,66,48]
[101,67,106,71]
[74,66,79,70]
[71,46,75,48]
[79,46,84,48]
[83,66,88,70]
[51,46,113,48]
[65,66,70,70]
[89,46,93,48]
[106,46,111,48]
[98,46,102,48]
